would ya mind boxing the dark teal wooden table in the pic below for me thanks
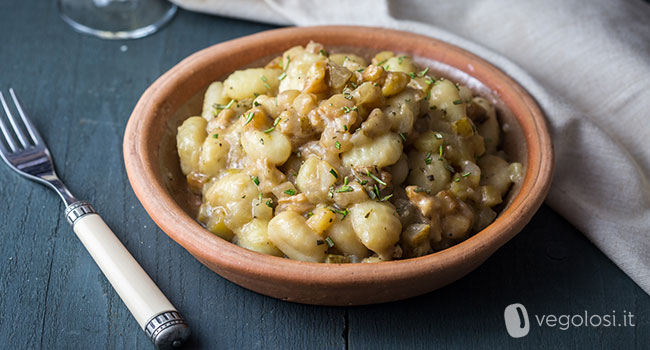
[1,2,648,349]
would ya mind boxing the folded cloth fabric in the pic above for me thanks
[171,0,650,294]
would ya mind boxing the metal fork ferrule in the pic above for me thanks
[64,201,96,226]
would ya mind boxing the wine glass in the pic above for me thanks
[57,0,177,40]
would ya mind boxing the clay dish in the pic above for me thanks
[123,26,553,305]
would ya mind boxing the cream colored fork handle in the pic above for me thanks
[73,213,175,328]
[65,202,189,348]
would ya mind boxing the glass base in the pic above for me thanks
[57,0,177,40]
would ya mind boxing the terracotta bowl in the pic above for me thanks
[123,26,553,306]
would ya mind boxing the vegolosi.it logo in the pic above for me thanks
[504,303,530,338]
[504,303,635,338]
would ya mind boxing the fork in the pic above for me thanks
[0,89,189,350]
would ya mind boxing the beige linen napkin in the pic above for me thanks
[171,0,650,294]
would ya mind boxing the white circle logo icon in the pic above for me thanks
[504,303,530,338]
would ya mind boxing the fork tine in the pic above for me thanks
[0,132,9,156]
[0,96,19,152]
[9,88,44,146]
[0,91,31,148]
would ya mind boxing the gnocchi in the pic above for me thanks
[177,42,522,262]
[224,68,282,100]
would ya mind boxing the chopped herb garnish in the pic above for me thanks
[343,176,349,185]
[397,56,404,64]
[212,133,219,139]
[343,125,348,132]
[439,144,444,157]
[453,99,463,105]
[445,164,455,173]
[325,237,335,248]
[278,72,287,81]
[408,72,416,78]
[373,184,381,199]
[307,211,314,217]
[424,151,433,164]
[454,177,461,182]
[243,111,255,125]
[377,58,388,66]
[253,101,261,107]
[319,49,328,57]
[260,76,270,89]
[336,186,354,193]
[425,76,435,85]
[213,99,235,111]
[265,200,273,208]
[251,176,260,186]
[417,67,430,77]
[399,133,407,141]
[334,208,349,220]
[329,169,338,179]
[258,193,263,201]
[328,185,335,198]
[284,56,291,70]
[335,141,341,150]
[284,189,296,196]
[219,100,235,109]
[224,99,236,109]
[462,172,471,177]
[413,187,430,193]
[356,68,365,73]
[367,183,392,202]
[366,170,387,186]
[264,117,282,133]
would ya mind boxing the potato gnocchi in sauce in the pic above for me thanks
[176,42,522,263]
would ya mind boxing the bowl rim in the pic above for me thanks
[123,25,553,288]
